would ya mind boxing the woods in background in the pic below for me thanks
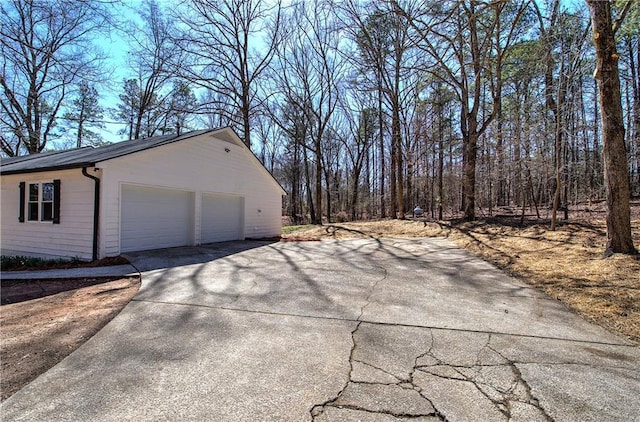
[1,0,638,253]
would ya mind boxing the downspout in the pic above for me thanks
[82,167,100,261]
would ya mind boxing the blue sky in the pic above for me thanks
[85,0,591,146]
[92,1,142,143]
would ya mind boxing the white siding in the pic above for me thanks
[99,131,283,256]
[0,170,95,260]
[201,193,243,243]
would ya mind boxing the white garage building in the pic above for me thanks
[1,128,285,260]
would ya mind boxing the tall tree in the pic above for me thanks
[394,0,529,220]
[177,0,281,150]
[428,81,456,220]
[0,0,110,155]
[161,81,198,135]
[617,1,640,196]
[116,79,143,141]
[335,100,376,221]
[502,39,545,221]
[586,0,636,255]
[64,81,105,148]
[532,1,592,229]
[340,1,418,219]
[276,100,308,224]
[124,0,180,140]
[269,1,343,224]
[337,1,390,218]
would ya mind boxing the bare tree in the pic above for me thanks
[121,0,180,140]
[532,1,592,230]
[268,1,344,224]
[115,79,142,141]
[176,0,281,150]
[334,0,389,218]
[587,0,636,255]
[339,1,418,219]
[0,0,111,155]
[394,0,528,220]
[334,96,376,220]
[617,2,640,196]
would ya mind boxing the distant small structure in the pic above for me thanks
[413,205,424,218]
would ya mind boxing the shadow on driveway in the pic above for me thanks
[123,240,277,272]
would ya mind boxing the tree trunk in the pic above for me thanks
[495,102,505,207]
[303,145,316,225]
[76,103,85,149]
[463,126,478,221]
[378,83,386,218]
[325,173,332,224]
[315,144,323,225]
[242,83,251,149]
[291,141,301,223]
[551,95,563,231]
[351,171,359,221]
[390,125,397,219]
[629,36,640,196]
[438,117,444,221]
[587,0,636,255]
[392,101,404,219]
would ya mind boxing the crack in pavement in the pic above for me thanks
[358,267,389,321]
[353,359,405,384]
[310,323,445,421]
[310,321,363,420]
[488,344,555,422]
[315,403,443,419]
[310,268,448,421]
[410,333,557,422]
[130,298,633,421]
[310,268,391,420]
[309,320,577,422]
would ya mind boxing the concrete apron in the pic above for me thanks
[1,238,638,422]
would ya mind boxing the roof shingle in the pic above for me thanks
[1,129,214,175]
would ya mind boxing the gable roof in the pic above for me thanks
[1,127,286,195]
[0,129,213,175]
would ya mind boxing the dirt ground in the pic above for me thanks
[0,277,140,401]
[282,216,640,344]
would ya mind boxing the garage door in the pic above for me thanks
[201,193,243,243]
[121,184,193,252]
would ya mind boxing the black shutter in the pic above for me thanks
[53,179,61,224]
[18,182,25,223]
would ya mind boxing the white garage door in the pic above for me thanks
[121,184,193,252]
[201,193,243,243]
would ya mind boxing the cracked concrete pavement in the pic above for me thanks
[1,238,638,421]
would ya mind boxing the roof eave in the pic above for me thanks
[1,162,96,176]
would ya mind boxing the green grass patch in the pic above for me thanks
[281,224,317,235]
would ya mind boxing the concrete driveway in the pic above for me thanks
[2,238,639,421]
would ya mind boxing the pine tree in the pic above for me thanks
[64,81,104,148]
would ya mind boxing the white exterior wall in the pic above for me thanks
[201,193,244,243]
[98,131,283,257]
[0,169,95,260]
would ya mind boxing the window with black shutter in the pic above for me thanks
[18,182,25,222]
[21,180,60,223]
